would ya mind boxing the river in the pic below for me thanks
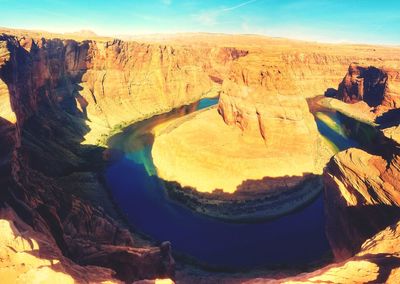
[105,96,359,269]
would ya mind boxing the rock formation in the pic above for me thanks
[1,28,400,282]
[316,64,400,264]
[152,87,326,220]
[151,38,400,220]
[0,32,183,282]
[334,63,400,113]
[241,116,400,284]
[0,206,119,283]
[321,101,400,262]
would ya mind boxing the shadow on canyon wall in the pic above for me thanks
[142,171,323,224]
[165,173,320,201]
[336,65,388,107]
[105,155,331,270]
[362,252,400,284]
[0,36,174,282]
[325,191,400,261]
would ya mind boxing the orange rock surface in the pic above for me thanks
[332,63,400,114]
[151,36,400,201]
[0,206,120,284]
[152,94,321,194]
[1,28,400,283]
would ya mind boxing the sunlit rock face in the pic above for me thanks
[0,33,183,282]
[152,38,400,219]
[0,206,119,284]
[153,87,322,194]
[316,64,400,263]
[1,28,400,283]
[335,63,400,113]
[323,121,400,261]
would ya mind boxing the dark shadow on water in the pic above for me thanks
[326,202,400,260]
[376,108,400,129]
[105,157,331,270]
[105,96,372,270]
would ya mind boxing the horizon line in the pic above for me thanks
[1,25,400,48]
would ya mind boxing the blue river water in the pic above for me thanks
[105,97,357,269]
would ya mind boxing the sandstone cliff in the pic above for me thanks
[0,30,251,282]
[151,37,400,220]
[1,29,400,283]
[0,33,188,282]
[0,33,248,145]
[331,63,400,114]
[317,64,400,263]
[246,114,400,284]
[323,109,400,260]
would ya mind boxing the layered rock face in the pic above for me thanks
[324,146,400,260]
[0,31,249,283]
[0,206,119,283]
[1,28,400,282]
[152,38,400,219]
[0,33,197,282]
[321,108,400,261]
[318,64,400,263]
[334,63,400,113]
[1,33,246,145]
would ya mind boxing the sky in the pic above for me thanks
[1,0,400,45]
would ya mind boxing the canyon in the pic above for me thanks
[0,27,399,283]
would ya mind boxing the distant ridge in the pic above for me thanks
[1,26,400,48]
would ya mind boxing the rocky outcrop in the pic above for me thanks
[0,33,250,145]
[2,28,400,282]
[152,38,400,220]
[324,148,400,260]
[334,63,400,113]
[316,65,400,263]
[153,93,323,193]
[0,33,181,282]
[0,206,120,283]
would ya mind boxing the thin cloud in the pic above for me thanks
[194,0,259,26]
[222,0,259,12]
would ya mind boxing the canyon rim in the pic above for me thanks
[1,1,400,283]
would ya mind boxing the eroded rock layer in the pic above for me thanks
[151,38,400,219]
[332,63,400,113]
[1,28,400,283]
[322,107,400,259]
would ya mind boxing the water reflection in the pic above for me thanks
[104,96,359,269]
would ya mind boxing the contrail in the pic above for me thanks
[222,0,259,12]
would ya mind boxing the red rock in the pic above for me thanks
[335,63,400,113]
